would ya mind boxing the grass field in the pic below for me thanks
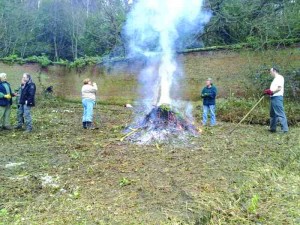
[0,100,299,224]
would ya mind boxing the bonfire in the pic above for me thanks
[122,104,200,144]
[121,0,208,144]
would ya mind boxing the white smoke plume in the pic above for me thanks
[125,0,211,108]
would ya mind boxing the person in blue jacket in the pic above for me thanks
[201,78,217,126]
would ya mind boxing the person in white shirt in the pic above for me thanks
[263,67,288,133]
[81,78,97,129]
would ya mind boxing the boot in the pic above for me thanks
[86,122,94,130]
[83,122,87,129]
[14,125,23,130]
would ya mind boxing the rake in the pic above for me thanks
[228,95,265,135]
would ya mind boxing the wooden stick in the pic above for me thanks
[120,127,139,142]
[228,95,265,135]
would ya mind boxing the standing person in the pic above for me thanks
[264,67,288,133]
[14,77,26,130]
[0,73,14,130]
[17,73,36,132]
[81,78,97,129]
[201,78,217,126]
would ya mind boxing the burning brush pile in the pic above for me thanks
[123,104,200,144]
[121,0,210,144]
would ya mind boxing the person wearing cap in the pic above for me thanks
[263,67,288,133]
[201,78,217,126]
[0,73,15,130]
[81,78,98,129]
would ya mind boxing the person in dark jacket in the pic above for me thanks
[201,78,217,126]
[0,73,15,130]
[14,78,26,129]
[15,73,36,132]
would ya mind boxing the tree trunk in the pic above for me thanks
[53,35,58,61]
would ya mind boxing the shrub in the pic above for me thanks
[285,69,300,99]
[217,97,269,125]
[195,97,300,126]
[0,54,25,64]
[0,54,53,67]
[246,36,262,49]
[68,56,101,70]
[53,58,69,66]
[250,67,300,99]
[26,54,52,67]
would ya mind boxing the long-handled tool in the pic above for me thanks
[228,95,265,135]
[120,127,139,142]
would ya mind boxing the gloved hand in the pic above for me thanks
[263,89,273,96]
[4,94,11,99]
[201,93,210,97]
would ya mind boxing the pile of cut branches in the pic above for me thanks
[123,104,199,144]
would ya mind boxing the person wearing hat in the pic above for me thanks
[263,67,288,133]
[0,73,15,130]
[201,78,217,126]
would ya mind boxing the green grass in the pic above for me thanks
[0,101,299,224]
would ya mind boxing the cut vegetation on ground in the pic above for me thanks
[1,102,299,224]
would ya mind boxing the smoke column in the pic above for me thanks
[125,0,211,108]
